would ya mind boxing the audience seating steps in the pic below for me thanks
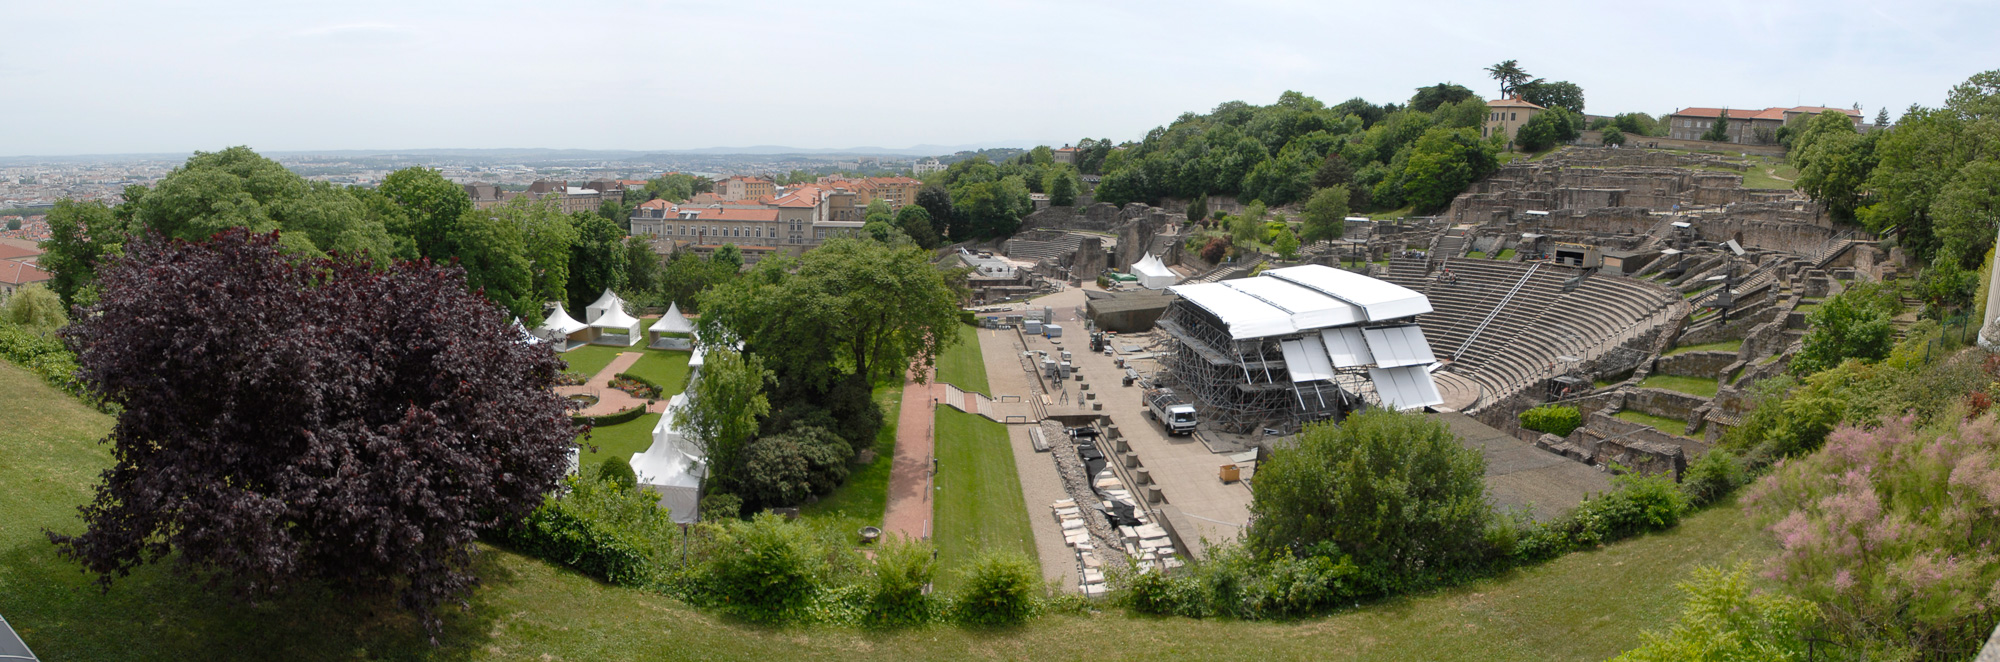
[1412,259,1678,401]
[1004,234,1090,264]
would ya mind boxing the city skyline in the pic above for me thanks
[4,0,1998,156]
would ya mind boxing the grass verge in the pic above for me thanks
[935,324,990,394]
[576,412,660,467]
[931,408,1034,586]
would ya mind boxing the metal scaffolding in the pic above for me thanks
[1155,300,1371,434]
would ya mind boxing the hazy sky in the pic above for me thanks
[5,0,1997,156]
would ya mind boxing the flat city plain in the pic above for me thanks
[0,359,1772,661]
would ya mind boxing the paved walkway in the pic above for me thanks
[881,368,938,541]
[554,351,673,416]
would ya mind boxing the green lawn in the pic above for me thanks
[1466,251,1488,259]
[1615,410,1693,436]
[0,358,1781,661]
[577,412,660,467]
[1639,374,1720,398]
[934,324,990,394]
[799,384,903,531]
[1496,248,1517,260]
[557,344,627,379]
[931,408,1034,585]
[624,350,693,394]
[1664,339,1742,356]
[1368,206,1413,220]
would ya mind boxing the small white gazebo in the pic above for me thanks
[630,393,704,523]
[1132,253,1179,289]
[534,303,590,351]
[511,318,544,346]
[648,302,698,350]
[585,289,641,346]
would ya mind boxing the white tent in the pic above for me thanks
[585,289,641,346]
[511,318,543,345]
[1132,253,1178,289]
[649,303,697,350]
[535,303,590,350]
[630,393,704,524]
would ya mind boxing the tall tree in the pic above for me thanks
[52,229,573,631]
[701,238,962,390]
[482,196,575,312]
[40,198,135,308]
[1187,194,1208,226]
[1046,166,1080,206]
[1875,107,1892,128]
[623,235,662,294]
[1408,83,1476,113]
[442,205,535,322]
[915,184,958,241]
[895,205,940,249]
[1484,60,1531,96]
[675,347,771,496]
[1300,185,1351,243]
[1516,80,1585,115]
[379,167,472,258]
[565,212,628,313]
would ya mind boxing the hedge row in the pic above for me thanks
[572,403,648,427]
[614,371,665,398]
[0,324,85,398]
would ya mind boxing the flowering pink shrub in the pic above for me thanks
[1747,414,2000,658]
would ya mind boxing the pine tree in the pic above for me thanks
[1874,107,1891,128]
[1701,110,1732,142]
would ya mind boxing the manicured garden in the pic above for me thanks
[797,384,903,532]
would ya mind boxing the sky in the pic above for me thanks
[4,0,1998,156]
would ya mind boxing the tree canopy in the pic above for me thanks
[52,229,574,630]
[700,238,963,390]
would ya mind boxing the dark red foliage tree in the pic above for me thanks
[49,229,575,631]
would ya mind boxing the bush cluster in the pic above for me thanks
[0,322,85,398]
[1513,472,1687,563]
[1518,404,1583,437]
[500,477,685,587]
[572,404,648,427]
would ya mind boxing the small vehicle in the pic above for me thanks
[1145,388,1198,436]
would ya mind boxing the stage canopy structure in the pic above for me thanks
[1157,264,1443,432]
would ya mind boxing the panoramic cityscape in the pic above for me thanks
[4,2,2000,661]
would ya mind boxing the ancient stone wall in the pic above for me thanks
[1656,351,1739,379]
[1624,387,1710,425]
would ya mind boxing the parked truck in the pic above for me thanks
[1144,388,1198,436]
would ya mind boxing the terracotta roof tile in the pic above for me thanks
[0,260,49,285]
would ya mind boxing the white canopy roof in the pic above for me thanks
[512,318,543,345]
[1370,365,1444,411]
[1132,253,1178,289]
[537,303,588,336]
[1362,324,1437,368]
[585,289,625,324]
[1264,265,1433,321]
[631,394,704,523]
[1168,265,1421,340]
[650,303,697,334]
[592,305,642,331]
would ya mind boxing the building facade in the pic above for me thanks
[714,175,775,202]
[1665,106,1863,144]
[1483,96,1545,145]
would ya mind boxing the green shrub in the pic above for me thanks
[1611,564,1821,661]
[1516,470,1687,562]
[1519,404,1583,437]
[952,549,1040,626]
[700,513,824,623]
[614,371,665,399]
[571,403,647,427]
[1247,408,1490,588]
[1678,450,1746,507]
[502,477,680,586]
[700,492,742,522]
[0,322,84,398]
[596,455,637,489]
[1114,565,1212,618]
[867,537,937,626]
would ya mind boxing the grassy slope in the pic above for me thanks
[931,408,1034,584]
[0,359,1774,661]
[934,324,990,394]
[799,384,903,530]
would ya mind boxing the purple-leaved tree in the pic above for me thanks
[49,229,575,632]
